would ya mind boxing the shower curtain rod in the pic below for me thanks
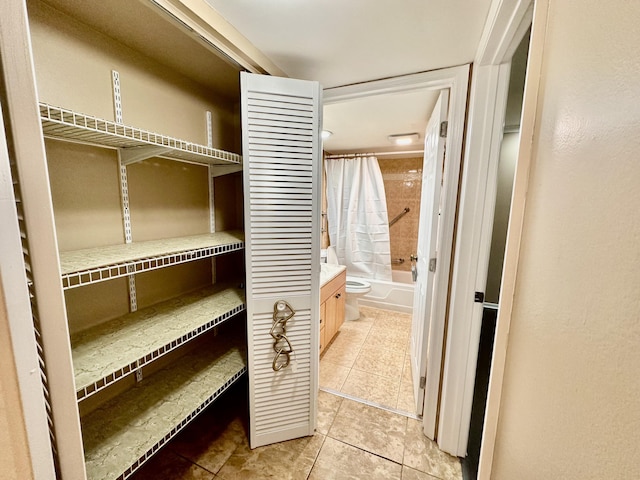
[325,149,423,159]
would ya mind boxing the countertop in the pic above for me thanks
[320,263,346,288]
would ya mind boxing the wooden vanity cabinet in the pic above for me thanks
[320,270,346,354]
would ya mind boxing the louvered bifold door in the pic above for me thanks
[241,72,321,448]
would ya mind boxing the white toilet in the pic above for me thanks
[326,247,372,321]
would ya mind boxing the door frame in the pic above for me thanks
[437,0,536,460]
[324,64,469,444]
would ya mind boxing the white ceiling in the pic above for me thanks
[206,0,493,154]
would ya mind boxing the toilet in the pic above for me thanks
[326,247,372,321]
[344,277,372,321]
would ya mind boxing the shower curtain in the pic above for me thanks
[325,156,392,281]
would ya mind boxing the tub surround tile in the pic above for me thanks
[217,433,324,480]
[341,369,400,407]
[309,437,402,480]
[381,156,422,273]
[319,359,351,390]
[130,449,215,480]
[353,343,405,380]
[401,466,441,480]
[317,390,343,435]
[403,419,462,480]
[328,398,407,463]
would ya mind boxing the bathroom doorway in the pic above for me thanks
[320,66,470,442]
[463,28,531,478]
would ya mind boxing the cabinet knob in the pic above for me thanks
[335,293,341,299]
[320,317,323,324]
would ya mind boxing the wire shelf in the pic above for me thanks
[81,336,246,480]
[39,103,242,166]
[73,284,246,401]
[59,231,244,289]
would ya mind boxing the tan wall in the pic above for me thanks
[29,0,239,151]
[379,157,422,272]
[28,0,238,149]
[492,1,640,478]
[0,287,34,480]
[32,1,243,335]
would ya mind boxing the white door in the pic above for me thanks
[410,90,449,435]
[241,72,322,448]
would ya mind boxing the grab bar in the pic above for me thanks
[389,207,410,227]
[391,258,405,265]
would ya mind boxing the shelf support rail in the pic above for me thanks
[113,70,139,316]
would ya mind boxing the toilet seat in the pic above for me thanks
[345,276,371,294]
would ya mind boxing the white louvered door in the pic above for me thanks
[241,72,321,448]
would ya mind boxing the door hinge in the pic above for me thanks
[428,257,437,273]
[420,376,426,389]
[439,121,448,138]
[474,291,485,303]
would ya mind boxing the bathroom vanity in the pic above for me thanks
[320,264,347,354]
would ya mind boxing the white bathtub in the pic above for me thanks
[357,269,415,313]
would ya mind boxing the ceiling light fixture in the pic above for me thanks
[388,132,420,146]
[321,130,333,139]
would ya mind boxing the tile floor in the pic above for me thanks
[320,306,416,413]
[130,382,462,480]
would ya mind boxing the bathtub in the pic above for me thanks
[357,269,415,313]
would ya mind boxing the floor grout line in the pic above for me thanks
[304,432,327,479]
[324,434,405,468]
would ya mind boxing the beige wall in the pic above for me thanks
[28,0,238,150]
[491,1,640,478]
[379,157,422,272]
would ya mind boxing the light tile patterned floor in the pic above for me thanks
[130,384,462,480]
[320,306,417,413]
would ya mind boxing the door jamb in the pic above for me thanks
[477,1,550,478]
[324,65,470,445]
[436,0,536,457]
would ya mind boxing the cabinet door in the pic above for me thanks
[320,302,327,354]
[334,284,346,331]
[241,72,321,448]
[325,285,345,340]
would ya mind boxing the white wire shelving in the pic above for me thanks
[81,332,246,480]
[72,283,245,401]
[59,231,244,289]
[39,103,242,166]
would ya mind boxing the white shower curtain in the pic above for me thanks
[325,156,392,281]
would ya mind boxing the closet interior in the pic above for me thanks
[25,0,248,478]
